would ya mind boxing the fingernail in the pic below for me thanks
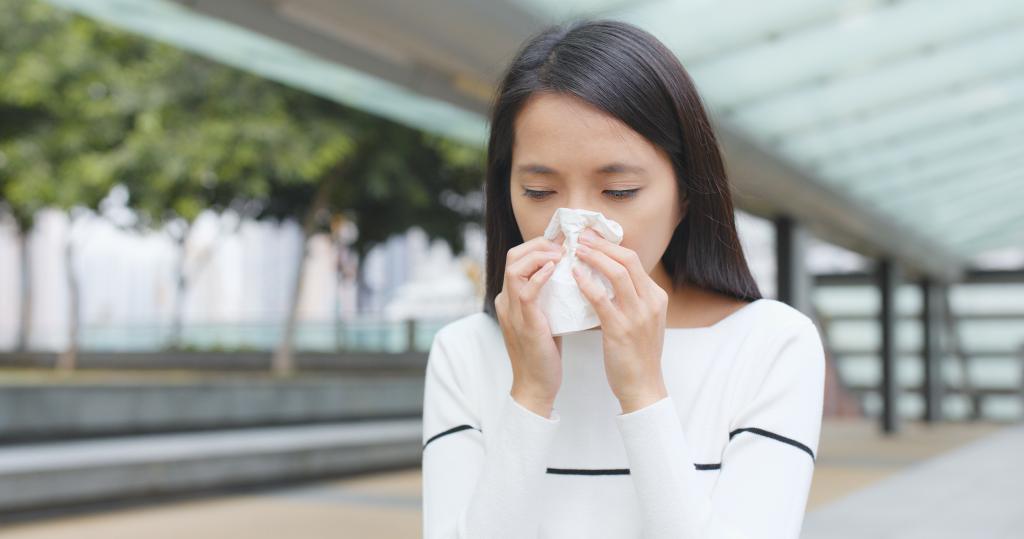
[576,244,590,255]
[581,229,598,242]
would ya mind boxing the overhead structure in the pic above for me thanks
[45,0,1024,282]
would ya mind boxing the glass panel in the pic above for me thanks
[618,0,847,61]
[951,223,1024,254]
[45,0,488,146]
[871,163,1024,212]
[774,72,1024,164]
[780,72,1024,163]
[851,146,1024,198]
[819,108,1024,181]
[689,0,1024,108]
[730,28,1024,137]
[512,0,852,61]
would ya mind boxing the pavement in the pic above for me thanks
[0,418,1013,539]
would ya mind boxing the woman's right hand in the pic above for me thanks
[494,235,566,418]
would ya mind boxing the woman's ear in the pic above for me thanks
[678,194,689,225]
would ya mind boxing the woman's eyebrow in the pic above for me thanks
[595,162,646,175]
[515,163,559,176]
[513,162,646,176]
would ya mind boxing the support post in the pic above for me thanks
[878,258,901,434]
[775,215,813,315]
[921,278,945,423]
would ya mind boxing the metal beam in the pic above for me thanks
[719,119,966,283]
[775,215,813,315]
[878,258,901,434]
[921,278,945,423]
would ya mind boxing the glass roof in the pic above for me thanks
[514,0,1024,260]
[43,0,1024,262]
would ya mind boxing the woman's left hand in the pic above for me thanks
[572,227,670,414]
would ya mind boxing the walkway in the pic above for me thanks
[0,418,1012,538]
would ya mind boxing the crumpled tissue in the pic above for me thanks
[537,207,624,336]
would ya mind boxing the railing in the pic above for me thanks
[73,317,454,354]
[814,269,1024,422]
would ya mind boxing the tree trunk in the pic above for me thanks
[355,248,369,314]
[168,220,234,350]
[16,230,32,352]
[169,232,187,350]
[273,176,336,376]
[333,234,343,351]
[56,237,79,372]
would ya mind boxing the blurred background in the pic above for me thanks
[0,0,1021,537]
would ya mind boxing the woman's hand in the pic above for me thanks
[572,227,670,414]
[494,235,566,418]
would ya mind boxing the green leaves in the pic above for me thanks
[1,0,484,258]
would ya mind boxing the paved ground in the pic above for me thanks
[803,422,1024,538]
[0,418,1011,538]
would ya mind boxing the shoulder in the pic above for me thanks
[736,298,825,379]
[433,310,502,345]
[744,298,820,342]
[428,311,504,368]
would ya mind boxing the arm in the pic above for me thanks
[421,327,562,539]
[613,317,827,539]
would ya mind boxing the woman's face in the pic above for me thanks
[509,92,685,277]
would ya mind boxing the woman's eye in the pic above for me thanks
[521,188,639,200]
[605,189,639,200]
[523,189,553,200]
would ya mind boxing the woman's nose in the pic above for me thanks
[566,192,597,211]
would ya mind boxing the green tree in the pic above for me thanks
[1,0,485,376]
[0,0,121,358]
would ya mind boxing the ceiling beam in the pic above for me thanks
[715,118,966,282]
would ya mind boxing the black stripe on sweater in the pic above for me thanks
[546,462,721,475]
[422,424,480,450]
[423,424,725,471]
[729,427,815,461]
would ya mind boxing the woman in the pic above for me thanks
[421,18,825,539]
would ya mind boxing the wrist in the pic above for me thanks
[510,385,555,418]
[618,384,669,414]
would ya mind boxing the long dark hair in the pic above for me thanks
[483,19,762,320]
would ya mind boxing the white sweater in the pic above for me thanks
[421,298,826,539]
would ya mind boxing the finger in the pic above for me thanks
[571,261,624,328]
[519,260,558,330]
[506,235,563,267]
[507,250,563,282]
[579,229,653,301]
[505,250,563,321]
[575,244,641,312]
[520,258,557,304]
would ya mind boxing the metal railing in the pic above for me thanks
[814,269,1024,422]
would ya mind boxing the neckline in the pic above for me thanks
[572,298,767,336]
[664,297,766,333]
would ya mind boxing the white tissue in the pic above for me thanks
[537,207,624,336]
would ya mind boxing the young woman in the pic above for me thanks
[421,19,826,539]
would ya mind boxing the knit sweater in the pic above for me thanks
[421,298,826,538]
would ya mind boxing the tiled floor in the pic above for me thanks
[0,418,1010,539]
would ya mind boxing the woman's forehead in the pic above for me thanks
[512,95,657,171]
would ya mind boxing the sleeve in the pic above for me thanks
[612,317,826,539]
[421,326,563,539]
